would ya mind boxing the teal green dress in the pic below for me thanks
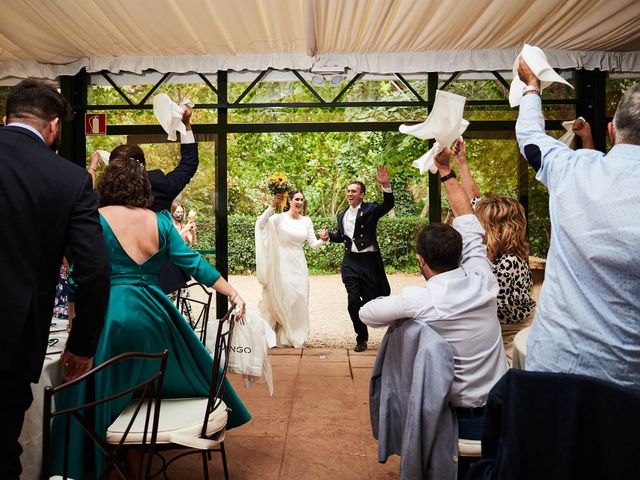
[52,210,251,477]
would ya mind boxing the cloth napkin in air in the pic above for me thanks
[557,117,585,146]
[399,90,469,174]
[153,93,195,141]
[509,44,573,108]
[95,149,110,165]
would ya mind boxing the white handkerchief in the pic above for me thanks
[557,117,585,146]
[95,149,110,165]
[412,133,465,175]
[509,44,573,108]
[153,94,195,141]
[412,142,441,175]
[400,90,469,175]
[400,90,467,146]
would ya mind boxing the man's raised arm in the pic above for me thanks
[515,57,579,180]
[434,148,473,217]
[435,148,492,274]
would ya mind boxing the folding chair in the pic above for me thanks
[41,350,169,480]
[107,307,237,479]
[176,281,213,344]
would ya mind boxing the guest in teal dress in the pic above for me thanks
[51,156,251,477]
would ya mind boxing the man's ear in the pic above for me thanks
[416,254,425,268]
[2,116,6,126]
[608,121,616,145]
[48,117,60,132]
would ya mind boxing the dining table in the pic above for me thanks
[511,325,531,370]
[19,319,68,480]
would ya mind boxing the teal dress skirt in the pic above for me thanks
[51,210,251,477]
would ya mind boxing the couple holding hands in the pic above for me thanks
[255,165,393,352]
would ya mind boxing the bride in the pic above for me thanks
[255,189,325,347]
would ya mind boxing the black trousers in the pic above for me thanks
[0,372,34,479]
[341,251,391,344]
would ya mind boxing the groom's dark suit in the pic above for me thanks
[0,125,110,477]
[328,191,394,344]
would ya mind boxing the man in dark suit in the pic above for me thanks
[320,166,394,352]
[109,105,198,212]
[0,80,111,478]
[110,106,198,292]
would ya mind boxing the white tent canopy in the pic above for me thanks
[1,0,639,80]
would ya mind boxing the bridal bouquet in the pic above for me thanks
[267,172,291,195]
[267,172,291,209]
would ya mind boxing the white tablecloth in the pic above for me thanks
[512,326,531,370]
[19,324,68,480]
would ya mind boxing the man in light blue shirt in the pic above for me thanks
[516,58,640,389]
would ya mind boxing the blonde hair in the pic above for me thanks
[475,196,529,261]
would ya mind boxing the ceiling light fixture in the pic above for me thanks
[329,75,345,86]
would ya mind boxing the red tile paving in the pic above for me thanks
[157,348,400,479]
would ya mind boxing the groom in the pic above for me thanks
[320,166,394,352]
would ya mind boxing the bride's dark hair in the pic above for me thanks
[283,189,306,215]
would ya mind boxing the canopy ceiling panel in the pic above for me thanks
[0,0,639,80]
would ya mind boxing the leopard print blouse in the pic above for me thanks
[492,253,536,324]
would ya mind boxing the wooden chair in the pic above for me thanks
[107,307,237,479]
[42,350,169,480]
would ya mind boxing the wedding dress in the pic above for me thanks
[255,207,324,347]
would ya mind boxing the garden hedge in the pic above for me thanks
[197,215,428,274]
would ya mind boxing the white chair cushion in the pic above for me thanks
[106,397,228,449]
[458,438,482,457]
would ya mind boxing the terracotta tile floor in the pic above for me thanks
[156,348,400,479]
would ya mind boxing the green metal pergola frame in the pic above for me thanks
[58,67,608,318]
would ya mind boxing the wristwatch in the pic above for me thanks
[440,171,457,183]
[522,85,541,96]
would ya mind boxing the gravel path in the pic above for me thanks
[229,273,422,349]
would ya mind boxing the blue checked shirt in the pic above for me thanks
[517,93,640,389]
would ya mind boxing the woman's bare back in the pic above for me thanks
[99,206,159,264]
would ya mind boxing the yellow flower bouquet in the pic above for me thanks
[267,172,291,209]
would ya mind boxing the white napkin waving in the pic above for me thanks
[152,93,195,141]
[509,44,573,108]
[400,90,469,174]
[95,149,110,166]
[557,117,584,146]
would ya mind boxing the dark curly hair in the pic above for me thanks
[97,157,153,208]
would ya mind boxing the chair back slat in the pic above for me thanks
[41,349,169,480]
[200,306,236,438]
[176,281,213,344]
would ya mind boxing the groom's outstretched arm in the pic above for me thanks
[372,165,394,217]
[327,220,344,243]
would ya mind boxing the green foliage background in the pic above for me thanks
[3,74,637,272]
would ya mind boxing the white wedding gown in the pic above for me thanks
[255,207,324,347]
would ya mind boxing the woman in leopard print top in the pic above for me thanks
[475,197,536,324]
[452,139,536,324]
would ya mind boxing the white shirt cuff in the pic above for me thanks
[382,186,392,193]
[180,130,195,144]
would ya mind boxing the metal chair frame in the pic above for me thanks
[176,281,213,344]
[42,349,169,480]
[152,306,236,480]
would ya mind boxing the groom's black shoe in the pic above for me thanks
[354,342,368,353]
